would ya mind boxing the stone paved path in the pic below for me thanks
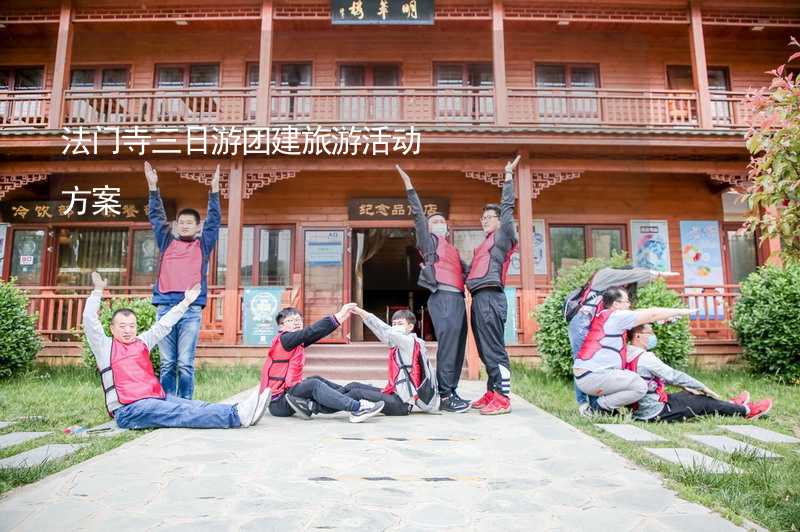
[0,381,745,531]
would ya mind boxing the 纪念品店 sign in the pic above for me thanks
[331,0,434,25]
[242,287,287,346]
[348,197,448,220]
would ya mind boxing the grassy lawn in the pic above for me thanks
[513,363,800,531]
[0,364,259,496]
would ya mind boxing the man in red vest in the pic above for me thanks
[396,165,469,413]
[144,161,221,400]
[83,272,269,429]
[467,156,521,416]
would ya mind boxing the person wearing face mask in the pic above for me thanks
[328,307,440,416]
[574,287,696,414]
[144,161,221,400]
[396,165,470,413]
[626,324,773,422]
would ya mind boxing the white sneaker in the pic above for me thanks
[237,388,263,428]
[349,400,385,424]
[250,387,271,427]
[578,403,595,418]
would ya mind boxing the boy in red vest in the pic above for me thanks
[144,161,221,400]
[396,165,469,413]
[467,156,521,415]
[83,272,270,429]
[260,304,386,423]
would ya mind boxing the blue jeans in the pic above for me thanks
[157,304,202,399]
[568,311,593,406]
[114,394,241,429]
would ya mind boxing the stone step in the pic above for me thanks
[595,424,668,443]
[644,447,741,474]
[720,425,800,444]
[0,444,86,469]
[0,432,51,451]
[687,434,780,459]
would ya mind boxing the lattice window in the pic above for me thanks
[0,173,50,200]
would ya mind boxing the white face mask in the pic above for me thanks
[391,324,410,334]
[430,224,448,237]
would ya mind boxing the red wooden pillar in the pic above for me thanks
[491,0,509,126]
[689,0,713,129]
[516,152,537,343]
[761,206,783,267]
[48,0,73,129]
[223,157,245,344]
[255,0,274,126]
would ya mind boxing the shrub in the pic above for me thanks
[731,263,800,383]
[0,279,43,378]
[535,254,693,379]
[81,297,160,370]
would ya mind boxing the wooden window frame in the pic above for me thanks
[154,63,221,89]
[69,65,131,90]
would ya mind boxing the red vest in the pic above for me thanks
[382,342,423,396]
[624,353,668,409]
[158,238,202,293]
[576,309,628,365]
[432,237,464,291]
[466,232,517,286]
[259,333,304,396]
[101,339,165,416]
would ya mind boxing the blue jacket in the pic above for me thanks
[148,189,220,308]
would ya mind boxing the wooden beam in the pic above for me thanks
[255,0,274,126]
[222,157,244,344]
[689,0,713,129]
[515,151,537,343]
[48,0,73,129]
[492,0,509,126]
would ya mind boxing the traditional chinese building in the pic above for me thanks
[1,0,797,376]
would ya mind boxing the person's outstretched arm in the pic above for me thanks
[353,307,415,352]
[630,307,694,327]
[499,155,520,241]
[397,165,436,255]
[139,283,201,350]
[591,268,678,292]
[278,303,356,350]
[83,272,112,368]
[638,352,706,390]
[201,164,222,253]
[144,161,172,251]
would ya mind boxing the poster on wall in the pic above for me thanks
[506,220,547,276]
[0,224,7,275]
[630,220,671,272]
[242,287,286,346]
[305,230,344,266]
[679,220,725,285]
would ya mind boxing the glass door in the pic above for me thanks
[303,229,349,342]
[10,228,47,285]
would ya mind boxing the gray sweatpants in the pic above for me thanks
[574,369,647,411]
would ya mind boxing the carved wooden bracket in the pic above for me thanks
[0,173,50,200]
[178,170,231,198]
[709,173,750,190]
[531,170,583,198]
[244,170,297,199]
[464,171,504,188]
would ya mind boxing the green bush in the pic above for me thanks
[731,263,800,384]
[0,279,43,378]
[534,254,693,379]
[81,297,160,371]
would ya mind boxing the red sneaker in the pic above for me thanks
[471,391,494,410]
[745,399,773,419]
[729,391,750,406]
[480,393,511,415]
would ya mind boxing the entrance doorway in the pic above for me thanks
[350,228,433,342]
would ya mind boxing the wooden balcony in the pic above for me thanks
[0,90,51,128]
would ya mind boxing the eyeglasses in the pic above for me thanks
[480,214,498,221]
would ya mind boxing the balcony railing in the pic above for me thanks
[63,88,257,126]
[508,88,701,128]
[0,90,51,128]
[710,91,753,128]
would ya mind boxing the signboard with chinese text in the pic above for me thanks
[2,199,175,224]
[331,0,434,25]
[348,197,448,220]
[242,287,287,346]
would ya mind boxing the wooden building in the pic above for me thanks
[0,0,797,376]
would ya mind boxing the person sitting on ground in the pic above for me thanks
[573,286,695,415]
[83,272,269,429]
[259,304,385,423]
[625,323,773,422]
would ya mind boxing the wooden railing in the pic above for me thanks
[710,91,752,128]
[62,88,257,126]
[268,86,496,125]
[508,88,700,127]
[0,90,51,128]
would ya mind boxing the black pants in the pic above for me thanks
[428,290,467,397]
[654,391,747,423]
[342,382,410,416]
[268,376,358,417]
[470,288,511,395]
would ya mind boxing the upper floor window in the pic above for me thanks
[156,64,219,88]
[435,63,493,122]
[666,65,730,91]
[70,67,129,90]
[0,67,44,90]
[535,64,599,89]
[247,63,312,87]
[535,64,599,121]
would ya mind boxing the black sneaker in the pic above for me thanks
[285,393,314,420]
[349,400,385,423]
[440,394,470,413]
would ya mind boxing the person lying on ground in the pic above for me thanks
[625,323,773,422]
[259,304,385,423]
[83,271,269,429]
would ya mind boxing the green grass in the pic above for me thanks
[513,363,800,531]
[0,364,259,495]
